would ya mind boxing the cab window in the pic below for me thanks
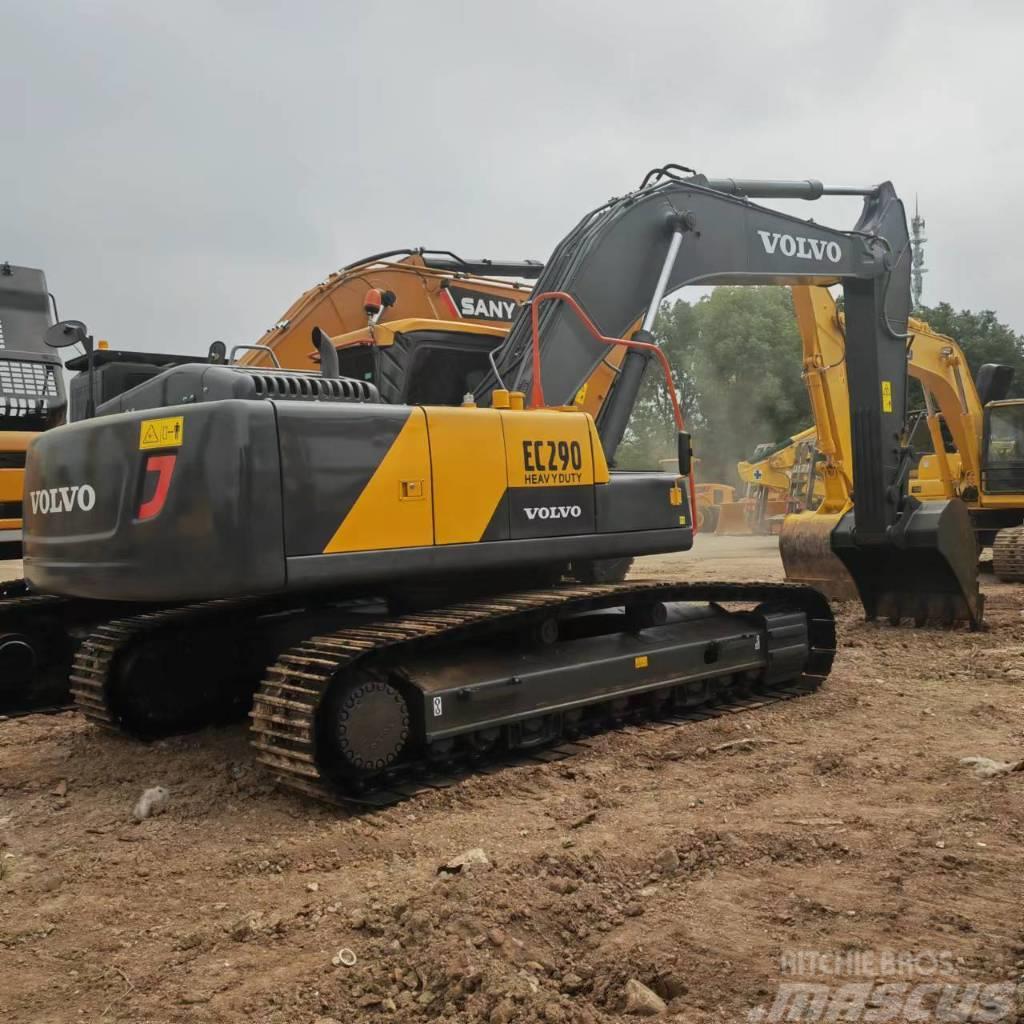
[983,404,1024,493]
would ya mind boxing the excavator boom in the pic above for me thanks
[484,172,981,625]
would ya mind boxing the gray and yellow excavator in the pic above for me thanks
[7,167,979,803]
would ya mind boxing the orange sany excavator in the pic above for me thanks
[240,248,637,425]
[241,249,541,371]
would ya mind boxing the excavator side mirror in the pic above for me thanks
[312,326,340,379]
[46,320,97,418]
[677,432,692,477]
[45,319,90,350]
[207,340,227,364]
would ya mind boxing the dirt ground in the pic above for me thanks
[1,539,1022,1024]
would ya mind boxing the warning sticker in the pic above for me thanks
[139,416,184,450]
[881,380,893,413]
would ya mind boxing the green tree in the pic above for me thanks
[616,290,1024,483]
[617,286,809,483]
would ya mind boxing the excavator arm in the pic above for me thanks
[484,172,981,625]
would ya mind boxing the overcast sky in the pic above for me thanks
[3,1,1023,354]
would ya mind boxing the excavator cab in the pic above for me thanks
[331,319,509,407]
[982,401,1024,493]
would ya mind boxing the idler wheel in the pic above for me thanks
[330,676,410,774]
[0,634,36,698]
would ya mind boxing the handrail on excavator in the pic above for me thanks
[528,289,698,526]
[527,291,684,429]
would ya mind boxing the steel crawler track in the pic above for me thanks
[251,581,835,806]
[66,581,833,808]
[993,527,1024,583]
[70,596,284,730]
[0,577,87,712]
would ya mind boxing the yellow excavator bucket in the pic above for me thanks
[779,511,859,600]
[714,501,754,535]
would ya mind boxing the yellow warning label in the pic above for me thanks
[574,383,588,406]
[679,515,687,526]
[881,380,893,413]
[634,655,649,669]
[139,416,184,450]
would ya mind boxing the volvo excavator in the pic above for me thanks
[780,285,1024,603]
[9,168,978,804]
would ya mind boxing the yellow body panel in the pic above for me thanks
[0,432,35,453]
[323,406,610,553]
[426,408,508,544]
[0,469,23,504]
[322,410,433,553]
[332,318,508,354]
[586,418,611,485]
[0,431,37,530]
[501,410,596,489]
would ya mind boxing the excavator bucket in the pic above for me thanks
[714,501,754,536]
[779,511,859,601]
[831,499,983,627]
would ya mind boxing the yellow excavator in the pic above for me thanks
[781,285,1024,604]
[245,248,640,427]
[712,426,825,536]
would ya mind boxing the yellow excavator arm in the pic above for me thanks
[781,284,1003,599]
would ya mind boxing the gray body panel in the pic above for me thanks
[24,401,286,601]
[23,397,691,602]
[276,403,410,556]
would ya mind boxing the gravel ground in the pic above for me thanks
[0,540,1021,1023]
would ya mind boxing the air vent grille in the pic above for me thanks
[244,371,379,404]
[0,358,59,398]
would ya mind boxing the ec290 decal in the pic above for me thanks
[522,439,584,485]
